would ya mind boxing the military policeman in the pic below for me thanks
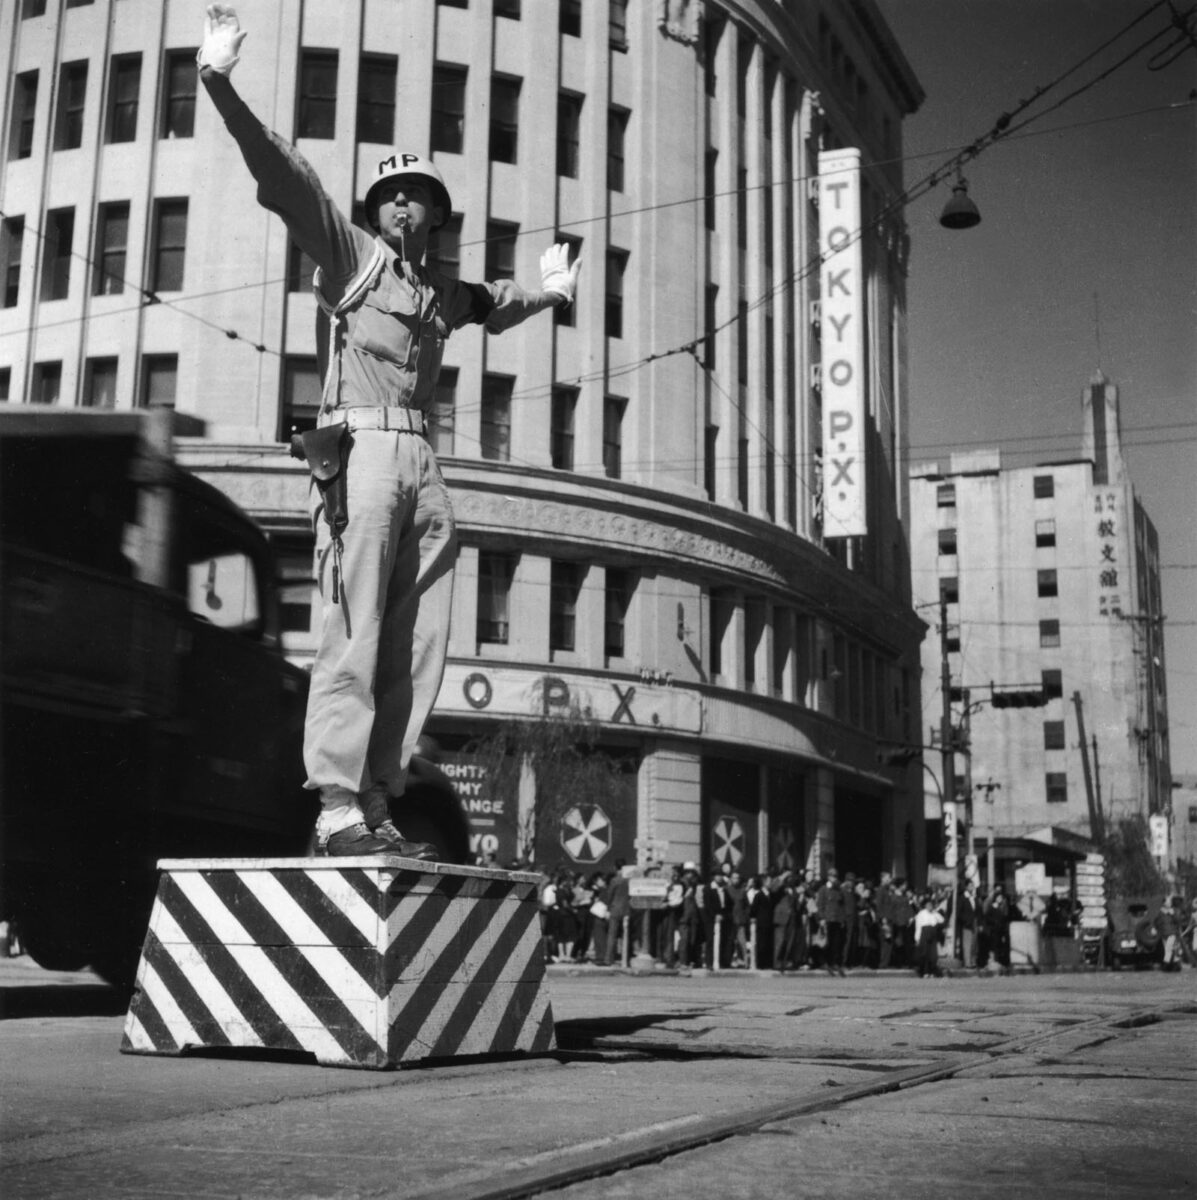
[198,6,580,856]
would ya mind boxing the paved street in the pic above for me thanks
[1,956,1193,1199]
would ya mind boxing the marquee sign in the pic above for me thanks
[818,148,867,537]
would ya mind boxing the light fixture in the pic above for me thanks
[939,171,982,230]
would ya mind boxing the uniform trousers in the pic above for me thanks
[305,428,456,836]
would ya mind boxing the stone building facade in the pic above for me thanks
[1,0,928,878]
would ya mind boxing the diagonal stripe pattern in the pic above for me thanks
[121,858,556,1069]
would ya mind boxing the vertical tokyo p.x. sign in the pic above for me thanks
[819,148,867,537]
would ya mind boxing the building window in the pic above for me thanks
[297,50,338,139]
[428,214,463,279]
[552,234,582,328]
[560,0,581,36]
[1033,474,1054,499]
[2,217,24,308]
[431,64,467,154]
[429,366,457,455]
[1039,619,1060,648]
[161,52,198,138]
[477,552,514,644]
[603,395,624,479]
[939,576,959,604]
[481,374,513,461]
[702,282,717,368]
[93,202,129,296]
[280,356,321,439]
[605,249,626,339]
[946,634,961,654]
[551,387,577,470]
[704,424,717,499]
[286,241,316,293]
[704,148,717,230]
[937,528,957,556]
[607,106,628,192]
[1035,518,1056,548]
[357,54,397,144]
[23,0,48,15]
[11,71,39,160]
[1044,720,1066,750]
[557,92,582,178]
[106,54,141,143]
[41,208,74,301]
[438,0,468,7]
[610,0,628,49]
[550,561,581,652]
[54,61,88,151]
[149,199,188,292]
[1046,772,1068,804]
[1037,569,1058,598]
[140,354,177,408]
[273,534,316,635]
[83,357,118,408]
[605,568,631,659]
[0,368,10,402]
[737,297,749,384]
[32,361,62,405]
[936,482,956,507]
[1042,668,1063,700]
[489,75,521,164]
[495,0,520,16]
[485,221,518,280]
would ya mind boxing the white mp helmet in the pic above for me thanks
[363,152,452,232]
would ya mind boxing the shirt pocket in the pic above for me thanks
[349,281,419,366]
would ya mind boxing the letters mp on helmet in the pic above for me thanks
[364,153,452,231]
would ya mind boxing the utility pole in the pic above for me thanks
[940,593,958,961]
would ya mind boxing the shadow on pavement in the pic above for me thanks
[0,982,129,1019]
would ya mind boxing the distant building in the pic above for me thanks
[910,372,1171,872]
[1,1,929,880]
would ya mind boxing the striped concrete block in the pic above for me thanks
[121,857,555,1069]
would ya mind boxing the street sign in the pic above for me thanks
[628,877,669,910]
[1149,814,1168,857]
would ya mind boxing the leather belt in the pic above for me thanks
[319,406,427,435]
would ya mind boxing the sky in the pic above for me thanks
[874,0,1197,773]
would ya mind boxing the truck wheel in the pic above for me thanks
[1134,918,1161,951]
[17,906,91,973]
[392,755,472,865]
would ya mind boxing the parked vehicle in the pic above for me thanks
[1105,895,1166,969]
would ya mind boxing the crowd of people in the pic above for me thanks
[530,860,1068,975]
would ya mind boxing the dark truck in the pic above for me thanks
[1,407,316,987]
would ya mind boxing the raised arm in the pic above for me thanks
[197,5,369,295]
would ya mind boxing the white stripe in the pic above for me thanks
[245,872,384,1044]
[136,959,201,1050]
[122,1011,154,1053]
[450,925,546,1057]
[172,870,374,1063]
[307,868,381,943]
[153,903,264,1048]
[224,943,353,1063]
[385,888,475,994]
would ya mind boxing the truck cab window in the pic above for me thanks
[188,551,261,630]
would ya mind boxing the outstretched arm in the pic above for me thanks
[476,244,583,334]
[197,5,367,295]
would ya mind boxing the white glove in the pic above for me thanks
[540,243,581,305]
[197,5,247,76]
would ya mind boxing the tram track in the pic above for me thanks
[403,998,1185,1200]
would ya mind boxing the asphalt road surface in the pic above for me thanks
[1,956,1193,1199]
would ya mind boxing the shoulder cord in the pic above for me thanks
[311,244,386,605]
[312,242,388,417]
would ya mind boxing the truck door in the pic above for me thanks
[163,486,309,854]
